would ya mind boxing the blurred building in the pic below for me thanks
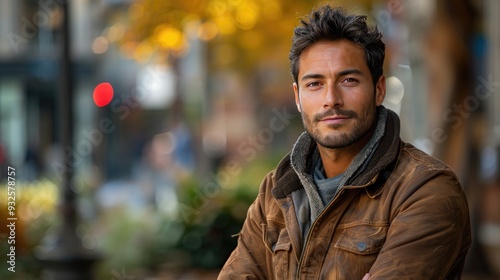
[0,0,98,181]
[0,0,168,183]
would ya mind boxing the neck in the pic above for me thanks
[317,126,375,178]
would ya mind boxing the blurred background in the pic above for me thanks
[0,0,499,279]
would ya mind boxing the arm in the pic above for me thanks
[218,174,273,280]
[369,171,471,279]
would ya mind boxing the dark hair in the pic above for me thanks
[289,6,385,85]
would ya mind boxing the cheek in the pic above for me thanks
[342,90,368,106]
[297,94,318,110]
[347,87,376,106]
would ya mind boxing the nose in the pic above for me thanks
[323,84,342,108]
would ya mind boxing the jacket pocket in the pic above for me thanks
[334,225,387,255]
[263,225,292,280]
[328,225,388,278]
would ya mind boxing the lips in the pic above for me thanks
[320,115,349,121]
[314,109,356,122]
[319,115,350,125]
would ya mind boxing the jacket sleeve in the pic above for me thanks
[369,170,471,279]
[217,173,273,280]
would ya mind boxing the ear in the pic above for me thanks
[293,83,301,112]
[375,75,386,106]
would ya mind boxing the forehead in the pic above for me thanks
[298,40,368,78]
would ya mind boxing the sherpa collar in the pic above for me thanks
[271,106,401,207]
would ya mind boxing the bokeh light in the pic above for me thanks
[105,23,126,42]
[235,2,259,30]
[93,82,114,107]
[92,36,109,54]
[156,25,184,49]
[214,15,237,35]
[197,21,219,41]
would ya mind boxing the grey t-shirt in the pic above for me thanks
[313,157,344,206]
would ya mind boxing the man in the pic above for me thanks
[218,5,471,280]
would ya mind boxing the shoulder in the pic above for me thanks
[389,142,468,211]
[399,142,454,172]
[259,170,276,194]
[395,142,461,191]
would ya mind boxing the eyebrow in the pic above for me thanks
[300,68,363,82]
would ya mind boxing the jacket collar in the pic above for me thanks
[272,106,401,199]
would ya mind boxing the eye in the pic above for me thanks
[342,77,359,85]
[306,81,322,88]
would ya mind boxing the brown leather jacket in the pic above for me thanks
[218,110,471,279]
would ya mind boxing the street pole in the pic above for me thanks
[36,1,99,279]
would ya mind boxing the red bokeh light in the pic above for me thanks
[93,82,114,107]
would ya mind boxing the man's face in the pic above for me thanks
[293,40,386,149]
